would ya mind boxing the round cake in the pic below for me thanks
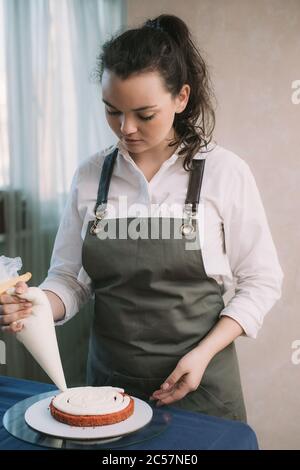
[49,386,134,427]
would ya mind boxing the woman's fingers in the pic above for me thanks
[0,292,28,305]
[151,385,174,399]
[1,321,24,333]
[0,282,29,305]
[150,377,194,405]
[0,281,32,333]
[14,281,29,294]
[156,384,189,406]
[0,302,32,315]
[0,308,32,325]
[151,385,177,401]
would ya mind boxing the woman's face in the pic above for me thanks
[101,69,190,153]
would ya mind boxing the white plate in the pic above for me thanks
[25,395,153,440]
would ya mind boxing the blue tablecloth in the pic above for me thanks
[0,376,258,450]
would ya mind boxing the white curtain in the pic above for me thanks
[0,0,125,384]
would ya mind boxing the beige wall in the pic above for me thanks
[127,0,300,449]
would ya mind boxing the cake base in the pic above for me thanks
[49,392,134,427]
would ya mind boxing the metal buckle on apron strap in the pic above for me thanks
[180,203,197,237]
[90,203,199,237]
[90,203,107,235]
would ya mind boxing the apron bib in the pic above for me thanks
[82,147,247,422]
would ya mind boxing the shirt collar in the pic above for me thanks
[116,139,186,166]
[115,138,217,164]
[193,140,217,159]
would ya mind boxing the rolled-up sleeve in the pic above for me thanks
[39,166,93,325]
[219,160,284,338]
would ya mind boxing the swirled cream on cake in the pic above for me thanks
[49,386,134,426]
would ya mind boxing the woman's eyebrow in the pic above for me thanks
[102,99,158,111]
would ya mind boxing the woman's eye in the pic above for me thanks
[106,110,155,121]
[140,114,155,121]
[106,110,121,116]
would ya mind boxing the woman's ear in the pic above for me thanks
[175,83,190,113]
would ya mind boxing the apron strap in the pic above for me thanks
[185,159,206,213]
[94,147,119,214]
[94,148,206,215]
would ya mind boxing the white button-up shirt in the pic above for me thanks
[39,139,284,339]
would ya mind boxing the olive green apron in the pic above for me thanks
[82,147,247,422]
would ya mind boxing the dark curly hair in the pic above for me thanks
[94,14,216,170]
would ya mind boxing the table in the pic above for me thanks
[0,376,259,450]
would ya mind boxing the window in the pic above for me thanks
[0,0,9,189]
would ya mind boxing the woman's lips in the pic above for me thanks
[124,139,142,144]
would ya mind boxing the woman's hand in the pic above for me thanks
[150,317,244,407]
[150,345,211,406]
[0,281,32,333]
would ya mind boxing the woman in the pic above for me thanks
[0,14,283,422]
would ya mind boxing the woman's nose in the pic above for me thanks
[120,116,138,135]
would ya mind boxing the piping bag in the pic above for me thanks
[0,256,67,391]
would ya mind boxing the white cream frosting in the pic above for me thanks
[52,386,131,415]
